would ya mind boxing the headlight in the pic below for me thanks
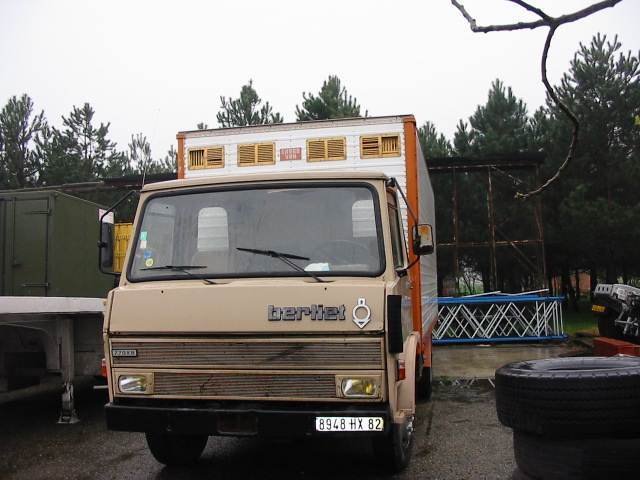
[118,374,150,394]
[341,378,380,397]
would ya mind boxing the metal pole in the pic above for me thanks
[487,168,498,291]
[57,316,79,424]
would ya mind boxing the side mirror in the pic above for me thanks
[97,191,138,277]
[412,224,434,256]
[99,222,114,269]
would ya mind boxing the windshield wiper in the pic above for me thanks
[140,265,217,285]
[236,248,327,283]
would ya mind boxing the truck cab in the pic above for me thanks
[103,116,436,472]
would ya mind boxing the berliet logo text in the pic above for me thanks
[268,298,372,329]
[268,304,346,321]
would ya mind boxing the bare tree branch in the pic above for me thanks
[451,0,622,32]
[450,0,623,198]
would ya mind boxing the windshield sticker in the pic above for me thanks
[305,263,329,272]
[145,258,154,267]
[144,250,153,259]
[139,231,148,249]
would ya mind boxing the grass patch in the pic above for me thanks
[562,299,599,338]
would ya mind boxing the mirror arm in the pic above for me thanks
[388,177,418,224]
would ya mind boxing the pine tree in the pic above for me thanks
[216,80,283,127]
[39,103,126,184]
[126,134,175,175]
[295,76,367,121]
[0,94,47,189]
[454,79,533,156]
[540,34,640,284]
[418,121,452,159]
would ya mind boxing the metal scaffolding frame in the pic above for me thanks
[428,153,547,294]
[435,294,566,343]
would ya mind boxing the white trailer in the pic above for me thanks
[0,297,105,422]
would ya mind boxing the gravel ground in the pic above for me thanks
[418,380,516,479]
[0,378,516,480]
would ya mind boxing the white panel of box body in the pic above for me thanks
[181,117,408,194]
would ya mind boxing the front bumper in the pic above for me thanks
[105,400,391,438]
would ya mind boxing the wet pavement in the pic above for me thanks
[0,340,588,480]
[433,339,590,380]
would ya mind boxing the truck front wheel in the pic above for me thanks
[371,415,414,473]
[145,432,208,466]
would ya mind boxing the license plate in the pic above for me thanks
[315,416,384,432]
[592,305,606,313]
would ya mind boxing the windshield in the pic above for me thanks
[128,183,384,281]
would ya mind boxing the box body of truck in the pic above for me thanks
[0,190,113,297]
[103,115,437,470]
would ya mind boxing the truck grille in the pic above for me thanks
[152,371,337,399]
[111,339,384,369]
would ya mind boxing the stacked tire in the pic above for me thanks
[495,356,640,480]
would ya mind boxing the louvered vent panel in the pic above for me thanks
[381,136,400,155]
[238,143,275,166]
[307,137,346,162]
[188,149,206,169]
[307,139,327,161]
[360,135,401,158]
[257,143,275,164]
[361,137,380,158]
[238,144,255,166]
[205,146,224,168]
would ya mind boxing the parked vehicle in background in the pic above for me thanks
[592,283,640,343]
[0,191,113,421]
[102,115,438,472]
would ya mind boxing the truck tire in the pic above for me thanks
[596,310,619,339]
[145,433,208,466]
[416,366,432,400]
[596,310,635,342]
[513,430,640,480]
[371,415,414,473]
[416,351,433,400]
[495,356,640,438]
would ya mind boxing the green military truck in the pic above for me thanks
[0,190,113,422]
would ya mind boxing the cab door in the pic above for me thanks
[387,191,412,339]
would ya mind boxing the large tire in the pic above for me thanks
[495,356,640,438]
[596,310,635,341]
[371,415,414,473]
[597,310,619,339]
[145,433,208,466]
[513,430,640,480]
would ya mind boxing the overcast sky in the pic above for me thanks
[1,0,638,159]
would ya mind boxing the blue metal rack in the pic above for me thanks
[434,295,567,344]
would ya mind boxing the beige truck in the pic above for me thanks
[102,115,437,472]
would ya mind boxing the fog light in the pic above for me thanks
[342,378,379,397]
[118,375,149,394]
